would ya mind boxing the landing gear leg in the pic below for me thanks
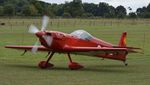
[123,61,128,66]
[38,52,55,69]
[67,53,83,70]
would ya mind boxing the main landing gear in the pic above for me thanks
[38,52,55,69]
[67,53,84,70]
[123,61,128,66]
[38,52,83,70]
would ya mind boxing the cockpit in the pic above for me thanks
[70,30,93,40]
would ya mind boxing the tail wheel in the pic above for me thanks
[38,61,54,69]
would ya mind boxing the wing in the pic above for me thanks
[113,46,142,52]
[63,45,128,52]
[63,45,140,56]
[63,45,140,53]
[63,45,139,61]
[5,45,49,51]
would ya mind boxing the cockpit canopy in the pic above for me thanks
[70,30,93,40]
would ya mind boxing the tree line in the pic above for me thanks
[0,0,150,18]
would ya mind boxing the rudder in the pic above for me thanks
[119,32,127,47]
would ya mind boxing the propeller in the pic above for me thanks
[29,25,39,34]
[29,16,49,34]
[41,16,49,31]
[42,35,53,46]
[28,16,52,53]
[32,41,39,54]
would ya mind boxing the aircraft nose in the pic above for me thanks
[35,32,44,37]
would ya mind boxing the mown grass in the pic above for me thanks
[0,18,150,85]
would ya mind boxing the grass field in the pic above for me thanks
[0,18,150,85]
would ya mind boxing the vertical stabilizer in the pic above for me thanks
[119,32,127,47]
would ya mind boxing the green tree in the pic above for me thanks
[136,8,144,17]
[28,0,36,4]
[53,4,64,16]
[0,0,4,5]
[3,4,15,16]
[104,6,116,18]
[22,5,30,16]
[136,5,150,18]
[115,5,127,18]
[143,12,150,18]
[143,3,150,18]
[147,3,150,12]
[0,6,3,15]
[73,0,82,3]
[22,4,38,16]
[82,13,94,18]
[63,2,71,13]
[30,5,38,16]
[96,2,110,17]
[34,2,43,15]
[83,3,98,16]
[46,5,55,17]
[62,12,71,18]
[70,0,84,17]
[15,0,29,15]
[128,12,137,18]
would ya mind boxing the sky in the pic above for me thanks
[38,0,150,13]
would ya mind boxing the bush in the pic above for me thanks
[62,12,72,18]
[128,12,137,18]
[82,13,94,18]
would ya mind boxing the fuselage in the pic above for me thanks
[37,31,113,51]
[35,30,128,61]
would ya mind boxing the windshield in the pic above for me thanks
[70,30,93,40]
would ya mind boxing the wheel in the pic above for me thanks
[38,61,54,69]
[125,63,128,66]
[69,62,84,70]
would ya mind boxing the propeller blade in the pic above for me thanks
[32,41,39,54]
[41,16,49,31]
[29,16,50,54]
[43,35,53,46]
[29,25,39,34]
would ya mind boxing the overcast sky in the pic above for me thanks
[38,0,150,13]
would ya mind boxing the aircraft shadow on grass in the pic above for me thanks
[5,64,132,73]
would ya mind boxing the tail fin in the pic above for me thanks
[119,32,127,47]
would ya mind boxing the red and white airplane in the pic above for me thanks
[5,16,141,70]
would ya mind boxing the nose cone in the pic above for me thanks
[35,32,44,38]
